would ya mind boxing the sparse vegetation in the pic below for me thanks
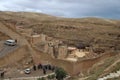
[37,77,46,80]
[107,77,120,80]
[0,12,120,54]
[47,74,55,80]
[87,57,116,80]
[0,11,120,79]
[55,67,67,80]
[93,48,105,54]
[111,62,120,73]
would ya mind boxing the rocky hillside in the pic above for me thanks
[0,32,10,40]
[0,11,120,54]
[0,11,120,79]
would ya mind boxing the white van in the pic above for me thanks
[24,68,31,74]
[4,39,16,46]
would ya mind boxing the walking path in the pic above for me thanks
[78,77,89,80]
[104,58,120,72]
[4,73,55,80]
[98,70,120,80]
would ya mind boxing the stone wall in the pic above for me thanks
[73,52,115,75]
[29,34,117,76]
[31,35,41,44]
[27,34,47,45]
[51,58,74,75]
[58,45,68,59]
[34,46,116,76]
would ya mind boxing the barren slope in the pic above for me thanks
[0,11,120,79]
[0,11,120,53]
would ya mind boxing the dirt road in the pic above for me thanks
[0,22,38,63]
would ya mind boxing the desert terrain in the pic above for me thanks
[0,11,120,80]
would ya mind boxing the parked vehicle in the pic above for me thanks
[4,39,16,46]
[24,68,31,74]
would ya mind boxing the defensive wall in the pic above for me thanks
[33,45,116,76]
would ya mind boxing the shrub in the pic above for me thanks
[55,67,67,80]
[47,74,56,79]
[47,75,52,79]
[37,77,46,80]
[93,48,105,54]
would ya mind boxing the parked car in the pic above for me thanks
[4,39,16,46]
[24,68,31,74]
